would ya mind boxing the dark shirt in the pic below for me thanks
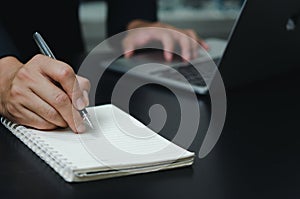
[0,0,157,68]
[0,21,19,58]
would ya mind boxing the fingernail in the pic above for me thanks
[76,98,85,110]
[124,51,133,58]
[203,42,209,50]
[165,52,172,61]
[83,90,89,106]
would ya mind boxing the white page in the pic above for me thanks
[79,105,194,169]
[20,104,193,171]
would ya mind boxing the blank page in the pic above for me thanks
[29,104,193,171]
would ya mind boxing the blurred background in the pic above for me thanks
[79,0,245,51]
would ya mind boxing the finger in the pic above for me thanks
[32,55,86,111]
[28,71,85,133]
[178,35,192,61]
[22,89,67,128]
[185,29,200,59]
[161,34,175,61]
[43,85,85,133]
[8,103,57,130]
[76,75,91,92]
[20,107,57,130]
[83,90,89,106]
[198,38,209,51]
[124,51,134,58]
[8,68,61,130]
[76,75,90,106]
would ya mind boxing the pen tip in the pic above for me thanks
[80,110,95,130]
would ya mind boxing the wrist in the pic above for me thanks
[0,56,23,79]
[0,56,23,115]
[127,19,154,30]
[127,20,172,31]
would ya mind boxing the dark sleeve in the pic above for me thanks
[0,22,20,59]
[106,0,158,37]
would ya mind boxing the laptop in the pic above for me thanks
[106,0,300,94]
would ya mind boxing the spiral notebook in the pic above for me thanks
[0,104,194,182]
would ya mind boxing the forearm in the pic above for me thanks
[106,0,158,37]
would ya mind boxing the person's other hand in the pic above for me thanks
[0,55,90,133]
[123,20,209,61]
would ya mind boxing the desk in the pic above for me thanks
[1,69,299,199]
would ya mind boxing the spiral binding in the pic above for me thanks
[0,117,76,182]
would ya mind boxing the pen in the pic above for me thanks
[33,32,94,130]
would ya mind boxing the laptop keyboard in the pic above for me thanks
[150,58,221,87]
[177,66,207,86]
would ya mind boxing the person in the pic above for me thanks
[0,0,207,133]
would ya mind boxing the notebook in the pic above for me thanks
[0,104,194,182]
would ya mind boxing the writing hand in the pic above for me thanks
[0,55,90,133]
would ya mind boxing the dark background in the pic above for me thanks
[1,68,300,198]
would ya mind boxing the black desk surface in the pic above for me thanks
[1,70,299,199]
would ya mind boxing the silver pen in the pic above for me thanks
[33,32,94,129]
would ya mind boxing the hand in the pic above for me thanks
[0,55,90,133]
[122,20,209,61]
